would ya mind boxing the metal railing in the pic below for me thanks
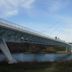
[0,18,70,45]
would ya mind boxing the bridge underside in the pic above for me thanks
[7,42,66,53]
[0,38,68,63]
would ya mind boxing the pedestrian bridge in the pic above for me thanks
[0,19,71,64]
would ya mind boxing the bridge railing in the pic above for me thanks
[0,19,69,44]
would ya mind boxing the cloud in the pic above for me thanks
[26,0,70,17]
[0,0,35,17]
[4,10,18,17]
[0,0,70,17]
[22,0,35,9]
[47,0,70,14]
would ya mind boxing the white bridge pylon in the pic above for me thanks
[0,38,17,64]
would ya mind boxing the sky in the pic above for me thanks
[0,0,72,42]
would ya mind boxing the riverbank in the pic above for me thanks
[0,61,72,72]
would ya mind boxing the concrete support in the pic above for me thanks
[0,39,17,64]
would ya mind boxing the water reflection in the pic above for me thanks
[0,53,72,62]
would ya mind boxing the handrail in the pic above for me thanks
[0,19,70,45]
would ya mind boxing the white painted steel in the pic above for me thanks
[0,39,17,64]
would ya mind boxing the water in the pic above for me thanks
[0,53,72,62]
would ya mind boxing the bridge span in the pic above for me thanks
[0,19,71,64]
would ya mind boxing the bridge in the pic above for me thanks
[0,19,71,64]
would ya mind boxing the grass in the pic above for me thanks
[0,61,72,72]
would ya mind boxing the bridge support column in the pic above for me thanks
[0,39,17,64]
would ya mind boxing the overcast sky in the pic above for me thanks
[0,0,72,42]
